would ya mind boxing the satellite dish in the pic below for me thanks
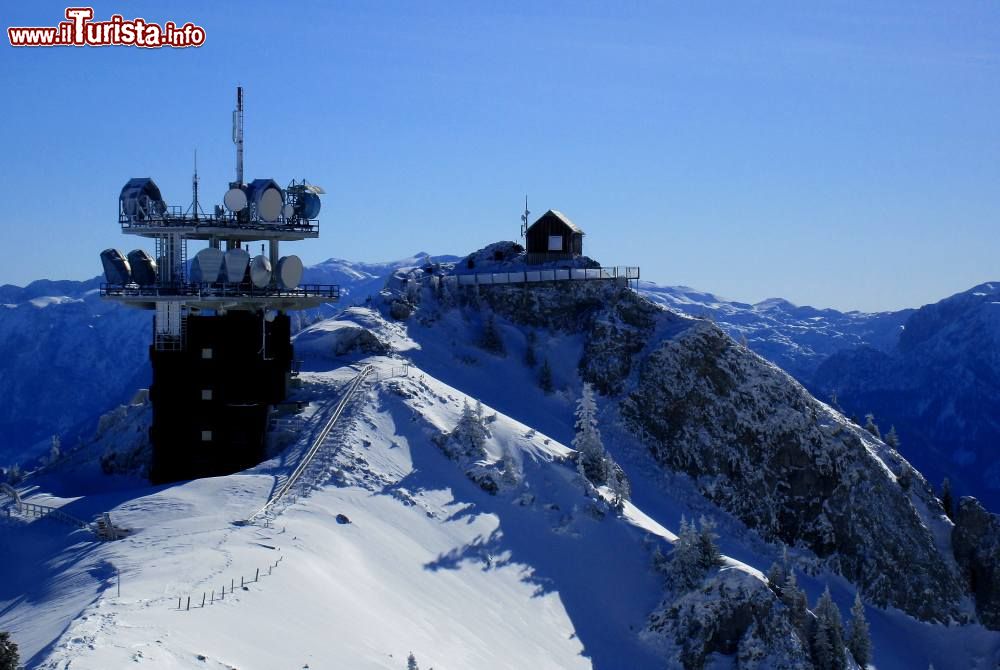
[222,248,250,283]
[258,187,283,222]
[224,188,247,212]
[250,254,272,288]
[276,255,303,289]
[100,249,132,285]
[281,203,295,219]
[194,247,224,283]
[303,183,326,195]
[127,249,158,286]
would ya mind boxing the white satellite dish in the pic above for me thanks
[194,247,224,283]
[250,254,272,288]
[281,203,295,219]
[224,187,247,212]
[222,248,250,283]
[258,188,283,222]
[276,255,303,289]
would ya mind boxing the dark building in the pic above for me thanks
[148,311,293,483]
[525,210,584,264]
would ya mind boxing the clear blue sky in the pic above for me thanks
[2,1,998,311]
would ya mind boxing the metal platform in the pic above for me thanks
[120,212,319,241]
[101,282,339,310]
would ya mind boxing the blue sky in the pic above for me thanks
[1,1,998,311]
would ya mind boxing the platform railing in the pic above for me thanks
[100,282,340,300]
[445,266,640,287]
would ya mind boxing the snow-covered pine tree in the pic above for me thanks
[668,516,710,593]
[0,632,18,670]
[811,586,846,670]
[863,413,881,440]
[846,592,872,668]
[406,651,419,670]
[696,516,722,570]
[884,425,900,449]
[782,570,810,642]
[539,358,554,393]
[574,383,609,486]
[767,561,787,592]
[941,478,954,520]
[451,399,488,459]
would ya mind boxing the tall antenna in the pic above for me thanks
[520,195,530,238]
[233,86,244,185]
[192,149,200,219]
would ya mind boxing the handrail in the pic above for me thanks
[444,266,640,287]
[244,365,374,525]
[0,483,21,510]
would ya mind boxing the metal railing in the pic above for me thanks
[445,266,640,287]
[244,365,374,525]
[120,211,319,235]
[101,282,340,300]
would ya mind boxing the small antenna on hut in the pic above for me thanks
[233,86,244,185]
[520,195,530,238]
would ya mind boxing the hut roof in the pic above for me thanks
[531,210,584,235]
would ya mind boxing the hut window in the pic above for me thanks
[201,348,213,359]
[201,389,213,401]
[548,235,563,251]
[201,430,212,442]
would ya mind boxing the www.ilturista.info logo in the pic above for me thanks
[8,7,205,48]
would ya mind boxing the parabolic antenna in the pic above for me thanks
[281,203,295,219]
[100,248,132,285]
[193,247,225,283]
[224,187,247,212]
[222,248,250,283]
[250,254,272,288]
[127,249,158,286]
[276,255,303,289]
[258,187,283,222]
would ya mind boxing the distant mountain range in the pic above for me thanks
[1,253,996,510]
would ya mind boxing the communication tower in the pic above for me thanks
[100,87,338,483]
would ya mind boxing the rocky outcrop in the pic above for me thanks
[953,497,1000,628]
[621,321,964,622]
[643,569,812,670]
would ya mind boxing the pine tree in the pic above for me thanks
[863,413,881,440]
[846,592,872,668]
[668,516,706,592]
[539,358,554,394]
[782,570,810,642]
[696,516,722,570]
[406,652,419,670]
[452,399,488,459]
[884,425,900,449]
[574,383,608,486]
[0,632,19,670]
[811,587,846,670]
[941,478,954,520]
[479,314,505,355]
[524,331,537,368]
[767,561,787,592]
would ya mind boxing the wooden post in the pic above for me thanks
[241,576,244,588]
[178,596,182,609]
[255,568,259,582]
[231,578,234,591]
[186,596,190,611]
[201,593,206,608]
[269,565,272,576]
[211,590,214,604]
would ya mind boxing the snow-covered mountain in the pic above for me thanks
[3,244,1000,668]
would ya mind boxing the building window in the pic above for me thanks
[548,235,563,251]
[201,389,213,401]
[201,348,213,359]
[201,430,212,442]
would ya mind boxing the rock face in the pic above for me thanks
[953,497,1000,628]
[618,320,964,622]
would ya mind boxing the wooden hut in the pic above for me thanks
[525,210,584,264]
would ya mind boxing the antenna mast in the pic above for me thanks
[192,149,200,219]
[233,86,244,185]
[520,195,530,238]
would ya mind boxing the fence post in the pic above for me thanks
[211,590,214,604]
[178,596,181,610]
[231,578,234,591]
[241,576,244,588]
[255,568,259,582]
[186,596,190,611]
